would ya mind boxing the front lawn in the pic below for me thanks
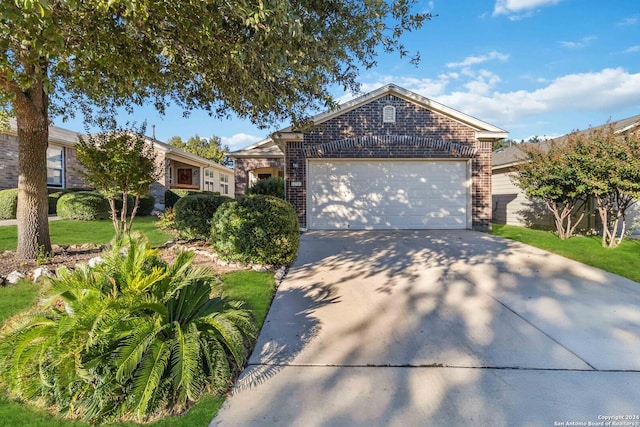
[0,217,174,251]
[0,269,276,427]
[491,223,640,283]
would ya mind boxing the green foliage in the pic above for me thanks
[114,194,156,217]
[47,190,69,215]
[168,135,231,167]
[0,235,255,423]
[567,126,640,247]
[211,195,299,265]
[0,189,18,220]
[76,125,159,234]
[2,0,429,259]
[174,194,232,240]
[56,191,109,221]
[246,176,285,199]
[155,207,176,231]
[513,140,588,239]
[164,189,217,209]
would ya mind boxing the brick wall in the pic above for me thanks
[64,146,89,189]
[0,133,90,190]
[285,94,492,230]
[233,157,284,198]
[0,133,19,190]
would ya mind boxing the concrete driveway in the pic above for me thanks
[212,231,640,426]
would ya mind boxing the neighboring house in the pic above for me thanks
[0,119,234,208]
[229,137,283,198]
[233,84,507,230]
[492,114,640,233]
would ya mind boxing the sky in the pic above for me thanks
[53,0,640,151]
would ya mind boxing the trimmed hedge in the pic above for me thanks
[0,188,18,220]
[211,195,299,265]
[246,176,284,199]
[164,189,219,209]
[174,193,232,240]
[113,194,156,216]
[56,191,110,220]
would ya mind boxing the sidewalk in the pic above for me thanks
[0,215,61,227]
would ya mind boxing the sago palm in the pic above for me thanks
[0,234,255,423]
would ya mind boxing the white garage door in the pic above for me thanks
[308,160,470,230]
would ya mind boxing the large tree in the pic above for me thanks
[168,135,231,167]
[1,0,430,259]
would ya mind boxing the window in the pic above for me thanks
[47,146,64,187]
[204,168,215,192]
[383,105,396,123]
[220,173,229,195]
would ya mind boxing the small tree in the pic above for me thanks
[76,125,159,235]
[569,125,640,248]
[512,140,588,239]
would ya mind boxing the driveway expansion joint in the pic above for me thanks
[452,270,598,371]
[246,362,639,373]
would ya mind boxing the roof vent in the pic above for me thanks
[383,105,396,123]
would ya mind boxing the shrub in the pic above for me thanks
[174,193,232,240]
[211,195,299,265]
[246,176,285,199]
[164,189,219,208]
[47,190,67,214]
[56,191,110,220]
[0,188,18,220]
[113,194,155,216]
[0,235,255,423]
[156,207,176,230]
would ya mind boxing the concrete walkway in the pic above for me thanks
[212,231,640,426]
[0,215,61,227]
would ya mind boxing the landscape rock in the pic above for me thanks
[274,266,287,282]
[88,256,104,268]
[32,267,55,282]
[6,270,26,284]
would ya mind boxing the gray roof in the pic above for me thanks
[492,114,640,169]
[7,118,80,145]
[229,137,284,158]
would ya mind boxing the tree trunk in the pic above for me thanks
[14,82,52,260]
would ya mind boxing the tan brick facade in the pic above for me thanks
[0,132,88,190]
[283,93,497,231]
[233,157,284,198]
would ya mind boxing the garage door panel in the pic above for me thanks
[308,160,469,230]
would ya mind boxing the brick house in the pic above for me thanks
[1,119,234,208]
[229,137,283,198]
[233,84,507,230]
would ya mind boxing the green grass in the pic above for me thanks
[0,217,174,251]
[0,269,276,426]
[491,223,640,283]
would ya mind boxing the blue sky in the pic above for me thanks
[54,0,640,151]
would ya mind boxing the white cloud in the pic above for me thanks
[559,36,596,49]
[446,51,509,68]
[220,133,263,151]
[356,68,640,135]
[437,67,640,124]
[625,45,640,53]
[493,0,562,19]
[617,17,638,27]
